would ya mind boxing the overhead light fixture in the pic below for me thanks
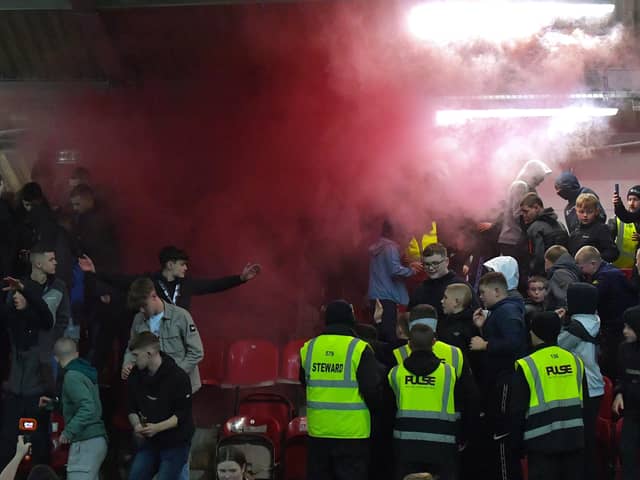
[435,106,619,126]
[408,2,615,43]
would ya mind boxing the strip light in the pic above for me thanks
[435,107,619,126]
[408,2,615,43]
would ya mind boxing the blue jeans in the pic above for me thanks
[129,442,190,480]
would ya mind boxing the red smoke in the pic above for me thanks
[11,1,636,344]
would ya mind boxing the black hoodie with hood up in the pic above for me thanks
[555,172,607,234]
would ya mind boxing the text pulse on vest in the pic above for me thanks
[404,375,437,386]
[546,364,573,375]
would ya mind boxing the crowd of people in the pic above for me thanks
[1,160,640,480]
[0,168,262,479]
[300,165,640,480]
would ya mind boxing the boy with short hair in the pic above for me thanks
[525,276,548,330]
[440,283,477,352]
[568,193,619,262]
[520,192,569,276]
[470,272,527,480]
[544,245,582,310]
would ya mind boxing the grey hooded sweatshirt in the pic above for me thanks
[557,313,605,397]
[499,160,552,246]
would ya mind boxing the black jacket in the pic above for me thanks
[615,340,640,418]
[299,323,383,415]
[590,262,637,331]
[546,253,582,310]
[0,197,15,278]
[439,307,479,354]
[525,208,569,276]
[615,200,640,225]
[2,283,55,395]
[568,221,619,263]
[477,296,528,391]
[387,350,479,464]
[93,270,245,311]
[408,271,478,317]
[127,353,194,448]
[555,173,606,233]
[510,343,589,455]
[72,206,120,273]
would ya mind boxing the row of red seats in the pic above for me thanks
[200,338,307,387]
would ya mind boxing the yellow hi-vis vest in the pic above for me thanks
[393,341,463,378]
[300,335,371,439]
[388,361,459,444]
[406,222,439,261]
[613,218,638,268]
[515,346,584,447]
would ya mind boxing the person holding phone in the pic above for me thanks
[0,277,54,469]
[609,185,640,268]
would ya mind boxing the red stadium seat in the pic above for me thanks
[596,377,616,479]
[49,411,70,471]
[599,376,614,420]
[521,457,528,480]
[278,339,307,384]
[621,268,633,280]
[238,393,294,434]
[284,417,308,480]
[222,339,279,388]
[221,414,283,470]
[200,338,226,386]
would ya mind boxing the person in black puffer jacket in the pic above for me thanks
[613,306,640,480]
[520,193,569,276]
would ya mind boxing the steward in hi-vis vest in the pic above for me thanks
[299,300,382,480]
[609,185,640,269]
[392,304,465,379]
[511,312,588,480]
[388,324,476,480]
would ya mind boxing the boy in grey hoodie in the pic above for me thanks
[557,282,604,480]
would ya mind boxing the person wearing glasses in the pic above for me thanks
[408,243,477,320]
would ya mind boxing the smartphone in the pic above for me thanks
[615,183,620,195]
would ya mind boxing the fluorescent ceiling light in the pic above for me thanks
[408,2,615,43]
[435,106,619,125]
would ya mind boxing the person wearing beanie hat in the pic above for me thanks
[554,171,607,234]
[614,182,640,223]
[299,299,382,480]
[609,185,640,269]
[324,299,356,326]
[392,304,472,381]
[510,311,588,480]
[614,306,640,480]
[558,283,604,480]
